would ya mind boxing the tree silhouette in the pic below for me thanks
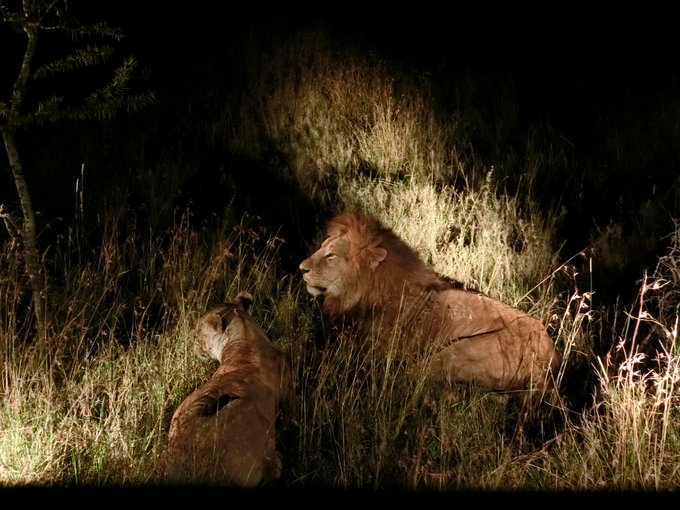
[0,0,154,339]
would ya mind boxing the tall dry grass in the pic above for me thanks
[225,29,468,198]
[0,212,284,485]
[1,26,679,490]
[2,206,679,489]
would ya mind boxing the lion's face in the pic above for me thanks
[300,233,387,292]
[300,224,388,317]
[299,235,355,298]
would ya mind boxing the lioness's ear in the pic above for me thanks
[203,312,224,334]
[362,246,387,269]
[235,291,254,311]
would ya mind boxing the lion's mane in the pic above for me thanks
[321,212,451,319]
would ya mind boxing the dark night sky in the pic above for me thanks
[98,2,680,136]
[2,2,679,178]
[1,1,677,131]
[4,1,679,150]
[0,1,677,305]
[97,2,680,191]
[3,1,680,239]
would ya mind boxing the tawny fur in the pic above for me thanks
[163,294,291,486]
[300,212,560,393]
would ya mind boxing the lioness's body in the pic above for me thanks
[300,212,559,393]
[165,295,291,486]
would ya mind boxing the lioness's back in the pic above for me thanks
[163,296,290,487]
[165,372,281,486]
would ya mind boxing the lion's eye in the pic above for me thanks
[325,253,337,260]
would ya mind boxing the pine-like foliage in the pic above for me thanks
[0,0,154,336]
[0,0,155,128]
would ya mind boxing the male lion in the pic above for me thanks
[299,212,559,394]
[164,293,292,487]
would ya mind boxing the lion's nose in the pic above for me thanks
[299,260,310,274]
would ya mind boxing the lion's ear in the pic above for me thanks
[362,246,387,269]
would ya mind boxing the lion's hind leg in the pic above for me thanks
[428,334,504,389]
[427,332,522,391]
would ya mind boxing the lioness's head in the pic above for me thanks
[196,292,258,361]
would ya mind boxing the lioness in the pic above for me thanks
[164,293,292,486]
[299,212,559,394]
